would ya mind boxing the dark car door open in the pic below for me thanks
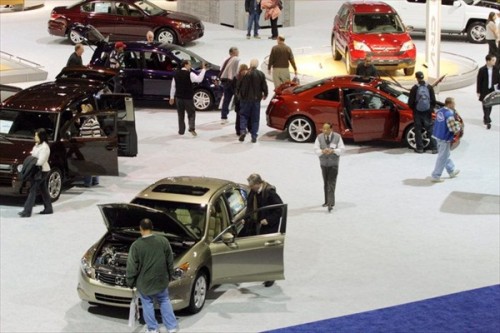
[63,110,119,176]
[142,51,175,98]
[209,204,287,285]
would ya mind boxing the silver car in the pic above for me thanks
[77,176,287,313]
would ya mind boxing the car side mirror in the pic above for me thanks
[222,232,235,244]
[406,25,414,32]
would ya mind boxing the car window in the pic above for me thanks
[133,0,164,16]
[208,197,229,242]
[81,1,111,14]
[223,188,247,217]
[144,52,174,71]
[0,109,57,140]
[377,81,409,104]
[171,49,203,69]
[292,79,327,94]
[115,2,131,16]
[122,51,141,69]
[315,88,339,102]
[356,14,405,33]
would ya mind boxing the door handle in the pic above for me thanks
[264,240,282,247]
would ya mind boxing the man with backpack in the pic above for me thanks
[408,71,437,154]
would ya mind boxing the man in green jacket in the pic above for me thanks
[126,218,178,333]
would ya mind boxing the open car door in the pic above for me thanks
[209,204,287,285]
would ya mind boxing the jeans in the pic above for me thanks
[176,98,196,134]
[247,12,260,36]
[83,176,99,186]
[413,110,436,150]
[23,172,52,215]
[321,164,339,206]
[139,288,178,332]
[221,81,234,120]
[431,138,455,179]
[240,100,260,139]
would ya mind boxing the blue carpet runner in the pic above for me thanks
[265,284,500,333]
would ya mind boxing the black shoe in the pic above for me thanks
[487,123,491,130]
[19,211,31,218]
[263,281,275,287]
[322,203,328,207]
[328,205,333,212]
[251,137,257,143]
[178,131,185,135]
[239,134,246,142]
[39,210,53,215]
[415,148,424,154]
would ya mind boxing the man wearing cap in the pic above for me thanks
[245,173,283,287]
[408,71,437,154]
[109,41,126,93]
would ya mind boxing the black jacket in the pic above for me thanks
[237,68,268,102]
[408,81,436,112]
[246,182,283,235]
[19,155,40,181]
[476,65,500,101]
[245,0,262,14]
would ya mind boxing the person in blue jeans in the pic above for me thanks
[236,59,268,143]
[126,218,178,333]
[431,97,462,183]
[245,0,262,39]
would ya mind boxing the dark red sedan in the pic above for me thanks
[48,0,204,45]
[266,76,462,149]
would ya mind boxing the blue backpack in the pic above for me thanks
[415,84,431,111]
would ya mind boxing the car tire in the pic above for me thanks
[67,27,84,45]
[404,67,415,76]
[46,168,63,202]
[466,21,486,44]
[193,89,214,111]
[156,28,177,44]
[187,271,208,314]
[331,36,342,61]
[287,116,315,143]
[345,51,355,75]
[404,124,430,150]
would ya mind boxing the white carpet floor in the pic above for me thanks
[1,1,499,332]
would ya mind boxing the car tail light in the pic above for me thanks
[50,11,62,20]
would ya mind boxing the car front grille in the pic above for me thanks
[95,293,131,305]
[95,268,127,287]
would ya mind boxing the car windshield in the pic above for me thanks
[377,80,409,104]
[0,109,58,140]
[353,14,405,34]
[134,0,164,16]
[131,198,207,239]
[292,79,328,94]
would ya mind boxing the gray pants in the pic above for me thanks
[176,98,196,134]
[272,67,291,89]
[321,164,339,207]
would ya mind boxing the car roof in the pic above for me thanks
[347,1,396,14]
[134,176,239,205]
[101,41,182,52]
[1,81,102,112]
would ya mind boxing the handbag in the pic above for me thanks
[128,291,140,327]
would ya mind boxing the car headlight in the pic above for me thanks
[173,262,190,280]
[16,164,23,173]
[80,247,97,278]
[400,41,415,52]
[353,41,371,52]
[178,22,193,29]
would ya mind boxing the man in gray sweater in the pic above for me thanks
[126,218,178,333]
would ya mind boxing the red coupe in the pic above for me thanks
[266,76,462,149]
[48,0,204,45]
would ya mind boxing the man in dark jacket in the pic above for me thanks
[408,71,437,154]
[66,43,84,67]
[355,54,377,77]
[245,0,262,39]
[245,173,283,287]
[476,54,499,130]
[169,59,206,136]
[126,218,178,333]
[237,58,268,143]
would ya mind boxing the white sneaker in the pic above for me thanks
[221,119,228,125]
[449,169,460,178]
[431,177,444,183]
[167,328,179,333]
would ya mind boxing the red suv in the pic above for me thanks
[331,1,416,76]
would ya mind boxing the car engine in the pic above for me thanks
[95,243,130,287]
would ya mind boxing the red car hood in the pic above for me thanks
[353,33,411,48]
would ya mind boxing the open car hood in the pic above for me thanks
[98,203,197,241]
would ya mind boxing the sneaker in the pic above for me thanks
[189,130,197,137]
[431,177,444,183]
[254,35,261,39]
[263,281,275,287]
[143,327,159,333]
[239,134,245,142]
[221,119,228,125]
[269,36,277,40]
[449,169,460,178]
[167,328,179,333]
